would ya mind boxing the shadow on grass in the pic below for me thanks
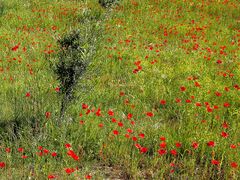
[0,116,41,141]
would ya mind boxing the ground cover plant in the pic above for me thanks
[0,0,239,179]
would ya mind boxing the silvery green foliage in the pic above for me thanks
[54,11,102,121]
[99,0,120,8]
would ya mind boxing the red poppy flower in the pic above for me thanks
[65,143,71,148]
[12,44,20,51]
[119,91,125,96]
[160,100,166,105]
[25,92,31,97]
[65,168,75,174]
[230,162,238,168]
[223,102,230,107]
[186,99,192,103]
[160,142,167,148]
[170,149,177,156]
[230,144,236,149]
[137,65,142,71]
[207,141,215,147]
[195,102,202,107]
[125,134,130,138]
[127,128,133,133]
[192,142,199,149]
[211,159,220,165]
[131,0,139,6]
[22,155,28,159]
[108,110,114,116]
[233,84,240,90]
[207,107,213,112]
[194,81,201,87]
[146,112,154,117]
[118,122,123,127]
[85,109,91,115]
[175,98,181,103]
[18,148,24,153]
[204,102,210,106]
[133,69,139,74]
[67,150,74,156]
[180,86,186,91]
[50,151,57,157]
[221,131,228,138]
[0,162,5,168]
[45,112,51,119]
[111,118,117,123]
[139,133,145,138]
[215,91,222,96]
[222,121,228,129]
[51,26,57,31]
[175,142,182,148]
[72,154,79,161]
[135,144,141,149]
[127,113,133,119]
[67,150,79,161]
[124,99,129,104]
[36,152,43,156]
[193,43,199,50]
[82,103,88,109]
[5,148,11,153]
[85,175,92,179]
[160,136,166,141]
[96,108,101,116]
[140,147,148,153]
[48,175,56,179]
[55,87,60,92]
[79,120,84,124]
[22,47,27,52]
[158,149,167,155]
[43,149,49,154]
[132,137,137,141]
[224,87,230,91]
[113,130,119,135]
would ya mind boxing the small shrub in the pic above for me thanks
[54,30,87,121]
[0,1,5,16]
[78,8,104,24]
[99,0,120,8]
[56,30,87,98]
[53,13,102,122]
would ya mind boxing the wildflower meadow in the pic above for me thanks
[0,0,239,179]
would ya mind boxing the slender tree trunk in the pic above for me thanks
[59,94,68,122]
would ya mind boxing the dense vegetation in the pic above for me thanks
[0,0,239,179]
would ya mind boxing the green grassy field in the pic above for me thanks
[0,0,239,179]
